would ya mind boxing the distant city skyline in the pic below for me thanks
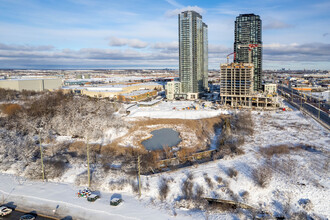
[0,0,329,70]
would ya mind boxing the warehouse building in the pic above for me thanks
[0,78,63,91]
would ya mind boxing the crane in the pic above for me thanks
[237,44,261,64]
[226,52,236,64]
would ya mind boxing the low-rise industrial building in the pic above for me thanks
[63,82,162,101]
[0,78,63,91]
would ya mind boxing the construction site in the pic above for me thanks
[220,44,280,109]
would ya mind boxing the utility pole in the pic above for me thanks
[39,130,45,182]
[300,90,302,109]
[86,138,91,188]
[137,154,141,197]
[318,98,321,119]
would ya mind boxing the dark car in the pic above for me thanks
[87,194,100,202]
[110,198,123,206]
[20,213,36,220]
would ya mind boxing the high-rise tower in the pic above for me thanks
[234,14,262,91]
[179,11,208,94]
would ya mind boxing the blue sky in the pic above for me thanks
[0,0,329,69]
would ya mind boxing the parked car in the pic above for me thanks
[87,194,100,202]
[110,198,123,206]
[19,213,36,220]
[0,206,12,216]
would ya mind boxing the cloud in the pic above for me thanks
[264,20,294,30]
[0,42,178,68]
[165,6,205,17]
[109,37,149,48]
[263,43,330,61]
[209,44,231,54]
[0,42,329,69]
[0,43,54,51]
[152,41,178,51]
[165,0,183,8]
[323,33,329,37]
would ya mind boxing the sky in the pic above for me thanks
[0,0,329,70]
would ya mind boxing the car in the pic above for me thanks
[110,198,123,206]
[19,213,36,220]
[87,194,100,202]
[0,206,12,216]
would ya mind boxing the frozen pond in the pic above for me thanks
[142,128,181,151]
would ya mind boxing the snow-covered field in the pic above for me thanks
[1,106,329,219]
[0,99,329,219]
[0,174,192,220]
[128,101,230,119]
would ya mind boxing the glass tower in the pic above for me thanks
[234,14,262,91]
[179,11,208,94]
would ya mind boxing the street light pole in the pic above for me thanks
[318,98,321,119]
[39,130,45,182]
[137,154,141,197]
[86,138,91,188]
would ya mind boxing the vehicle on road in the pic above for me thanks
[0,206,12,216]
[87,194,100,202]
[19,213,36,220]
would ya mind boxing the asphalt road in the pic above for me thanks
[278,86,330,127]
[0,210,56,220]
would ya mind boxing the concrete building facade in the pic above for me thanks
[165,81,182,100]
[178,10,208,95]
[264,83,277,94]
[234,14,262,91]
[0,78,63,91]
[220,63,278,109]
[220,63,254,107]
[64,82,162,101]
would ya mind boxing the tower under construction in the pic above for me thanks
[234,14,262,91]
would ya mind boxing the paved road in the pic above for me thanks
[0,210,56,220]
[279,85,330,113]
[278,85,330,128]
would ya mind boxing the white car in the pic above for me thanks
[0,206,12,216]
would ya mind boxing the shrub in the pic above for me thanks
[44,159,67,179]
[0,104,22,116]
[252,166,272,187]
[232,111,254,136]
[130,180,139,193]
[24,161,43,180]
[159,178,169,201]
[203,173,214,189]
[215,176,222,184]
[260,144,291,157]
[195,184,204,199]
[68,141,86,156]
[240,191,249,200]
[227,168,238,178]
[182,178,194,199]
[186,172,194,181]
[140,151,158,172]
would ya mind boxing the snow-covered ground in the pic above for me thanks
[128,101,230,119]
[0,174,195,220]
[1,104,329,219]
